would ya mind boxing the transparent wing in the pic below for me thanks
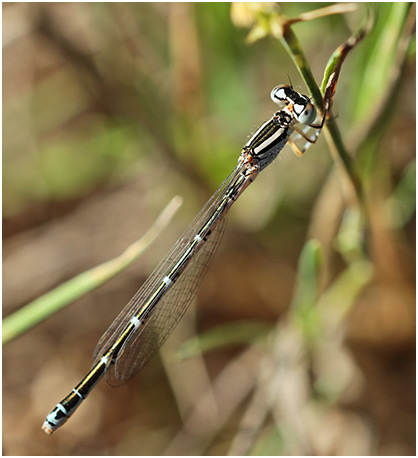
[92,163,244,382]
[107,217,226,386]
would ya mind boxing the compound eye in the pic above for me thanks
[296,102,316,125]
[270,85,289,105]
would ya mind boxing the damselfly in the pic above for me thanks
[42,84,327,434]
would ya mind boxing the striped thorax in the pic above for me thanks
[241,85,318,171]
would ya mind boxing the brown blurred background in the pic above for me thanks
[3,3,415,455]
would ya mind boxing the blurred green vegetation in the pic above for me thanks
[1,3,366,216]
[3,2,415,456]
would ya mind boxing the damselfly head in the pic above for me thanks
[270,84,293,105]
[293,101,316,125]
[271,85,317,125]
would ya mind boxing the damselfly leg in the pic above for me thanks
[289,122,323,157]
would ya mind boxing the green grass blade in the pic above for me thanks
[290,239,322,311]
[318,259,373,328]
[352,2,412,122]
[175,320,272,360]
[290,239,323,341]
[276,24,323,107]
[385,160,416,229]
[2,196,183,346]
